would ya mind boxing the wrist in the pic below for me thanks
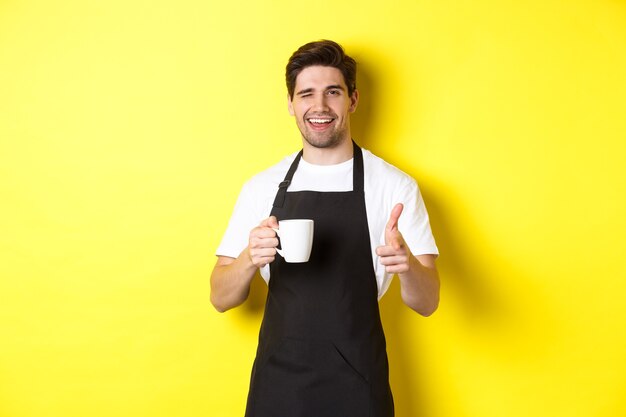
[241,247,258,271]
[398,254,419,279]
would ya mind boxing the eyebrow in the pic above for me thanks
[295,84,346,96]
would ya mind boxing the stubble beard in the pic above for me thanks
[298,119,348,149]
[302,130,344,149]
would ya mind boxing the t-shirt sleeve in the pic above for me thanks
[215,180,264,259]
[397,179,439,257]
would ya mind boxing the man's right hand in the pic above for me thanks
[247,216,280,267]
[211,216,280,312]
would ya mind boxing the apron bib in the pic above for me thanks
[245,142,394,417]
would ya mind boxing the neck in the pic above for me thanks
[301,136,354,165]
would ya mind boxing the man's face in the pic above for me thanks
[288,66,358,149]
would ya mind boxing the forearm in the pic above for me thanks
[398,255,440,316]
[211,216,279,312]
[210,252,258,312]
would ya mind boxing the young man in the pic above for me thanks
[211,40,439,417]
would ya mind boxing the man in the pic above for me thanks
[211,40,440,417]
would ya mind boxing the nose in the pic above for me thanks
[312,93,330,112]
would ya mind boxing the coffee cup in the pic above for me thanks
[273,219,314,263]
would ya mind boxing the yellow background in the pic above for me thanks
[1,0,625,416]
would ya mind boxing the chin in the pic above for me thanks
[303,133,344,149]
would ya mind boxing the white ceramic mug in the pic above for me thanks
[273,219,314,263]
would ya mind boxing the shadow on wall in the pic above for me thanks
[350,51,377,153]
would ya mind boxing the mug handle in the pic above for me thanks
[272,228,284,258]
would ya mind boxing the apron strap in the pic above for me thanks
[352,140,364,193]
[272,150,303,208]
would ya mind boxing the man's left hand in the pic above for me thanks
[376,203,412,274]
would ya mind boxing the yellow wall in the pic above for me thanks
[1,1,624,416]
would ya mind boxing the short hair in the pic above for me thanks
[285,40,357,99]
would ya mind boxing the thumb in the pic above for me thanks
[386,203,404,233]
[388,233,404,251]
[268,216,279,229]
[261,216,279,229]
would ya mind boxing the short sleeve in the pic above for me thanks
[396,179,439,257]
[215,180,264,259]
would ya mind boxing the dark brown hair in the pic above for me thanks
[285,40,357,99]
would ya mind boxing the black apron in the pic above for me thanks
[245,142,394,417]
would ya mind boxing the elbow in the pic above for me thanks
[403,256,440,316]
[210,299,226,313]
[210,293,231,313]
[210,289,248,313]
[404,293,440,317]
[416,299,439,317]
[212,304,228,314]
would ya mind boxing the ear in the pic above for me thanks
[349,89,359,113]
[287,93,295,116]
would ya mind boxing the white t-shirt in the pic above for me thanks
[216,148,439,298]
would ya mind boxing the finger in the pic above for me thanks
[250,247,277,259]
[250,248,277,267]
[386,203,404,232]
[255,256,276,268]
[376,245,403,257]
[383,228,405,251]
[251,227,278,239]
[378,255,409,266]
[384,263,410,274]
[250,236,279,249]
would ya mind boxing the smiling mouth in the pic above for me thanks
[307,117,334,125]
[306,117,335,128]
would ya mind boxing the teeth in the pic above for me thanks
[308,118,332,124]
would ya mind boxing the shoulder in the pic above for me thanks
[362,148,416,191]
[242,151,299,194]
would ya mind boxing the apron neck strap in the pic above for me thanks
[352,140,364,194]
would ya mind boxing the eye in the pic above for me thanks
[327,90,340,96]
